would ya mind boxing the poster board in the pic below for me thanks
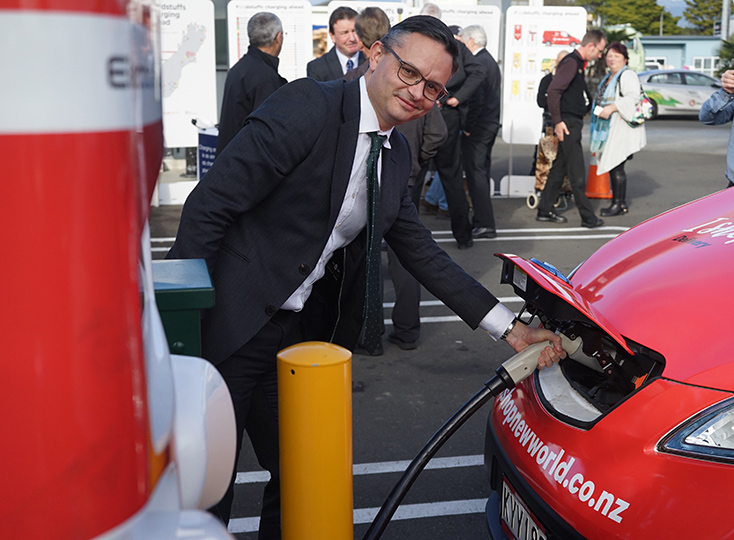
[159,0,218,148]
[441,5,501,61]
[501,6,587,145]
[227,1,312,82]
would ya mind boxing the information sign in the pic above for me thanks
[159,0,218,148]
[227,1,312,82]
[501,6,587,145]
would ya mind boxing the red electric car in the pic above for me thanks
[484,187,734,539]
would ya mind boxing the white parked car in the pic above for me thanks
[638,69,721,117]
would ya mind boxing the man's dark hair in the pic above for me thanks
[580,28,606,47]
[380,15,460,73]
[329,6,358,34]
[355,7,391,50]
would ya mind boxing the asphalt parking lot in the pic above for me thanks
[150,116,730,539]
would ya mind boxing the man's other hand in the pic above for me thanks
[554,121,569,142]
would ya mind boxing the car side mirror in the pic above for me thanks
[713,82,722,88]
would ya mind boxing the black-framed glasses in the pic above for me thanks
[382,43,449,102]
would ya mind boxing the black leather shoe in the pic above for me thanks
[472,226,497,239]
[536,211,568,223]
[387,333,417,350]
[354,342,384,356]
[581,217,605,228]
[600,203,628,217]
[457,239,474,250]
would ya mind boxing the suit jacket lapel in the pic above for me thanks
[327,48,343,80]
[328,79,361,230]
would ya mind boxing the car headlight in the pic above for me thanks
[660,396,734,463]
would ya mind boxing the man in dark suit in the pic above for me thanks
[168,16,565,539]
[423,13,487,249]
[307,6,364,81]
[459,25,501,239]
[216,12,287,156]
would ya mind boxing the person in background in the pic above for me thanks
[458,24,500,240]
[589,41,647,216]
[699,69,734,189]
[537,29,606,228]
[537,50,569,130]
[421,173,450,218]
[307,6,364,81]
[168,16,565,538]
[348,6,391,79]
[216,12,286,156]
[422,6,487,249]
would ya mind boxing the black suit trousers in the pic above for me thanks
[212,310,305,540]
[434,107,472,244]
[462,127,497,230]
[539,116,595,222]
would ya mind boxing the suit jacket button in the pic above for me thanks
[266,305,278,316]
[299,264,310,275]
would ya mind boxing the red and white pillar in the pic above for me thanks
[1,1,163,537]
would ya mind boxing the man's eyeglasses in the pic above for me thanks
[382,43,449,102]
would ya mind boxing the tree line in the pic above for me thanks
[546,0,733,36]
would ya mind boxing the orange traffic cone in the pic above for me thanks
[586,153,612,199]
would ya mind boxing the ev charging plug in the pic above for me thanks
[488,334,580,395]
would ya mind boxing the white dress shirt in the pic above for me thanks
[281,77,515,340]
[335,47,360,74]
[281,77,392,311]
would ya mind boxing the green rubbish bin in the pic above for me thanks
[152,259,214,356]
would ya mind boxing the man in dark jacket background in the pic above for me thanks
[420,5,486,249]
[216,12,287,156]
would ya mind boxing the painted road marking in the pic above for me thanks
[228,499,489,533]
[235,454,484,485]
[150,226,628,252]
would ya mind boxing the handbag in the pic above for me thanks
[617,70,653,127]
[627,90,654,126]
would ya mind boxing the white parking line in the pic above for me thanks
[231,456,487,532]
[235,454,484,485]
[227,499,489,533]
[384,296,522,309]
[353,498,488,524]
[151,226,628,251]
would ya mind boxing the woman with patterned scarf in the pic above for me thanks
[589,41,647,216]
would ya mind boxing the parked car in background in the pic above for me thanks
[639,69,721,118]
[483,187,734,539]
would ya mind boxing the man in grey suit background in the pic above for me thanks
[459,24,501,239]
[307,6,364,81]
[168,15,565,539]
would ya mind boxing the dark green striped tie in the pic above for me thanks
[361,132,387,355]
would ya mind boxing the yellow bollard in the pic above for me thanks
[277,341,353,540]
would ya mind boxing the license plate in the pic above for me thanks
[500,478,547,540]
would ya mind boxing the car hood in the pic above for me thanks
[499,188,734,390]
